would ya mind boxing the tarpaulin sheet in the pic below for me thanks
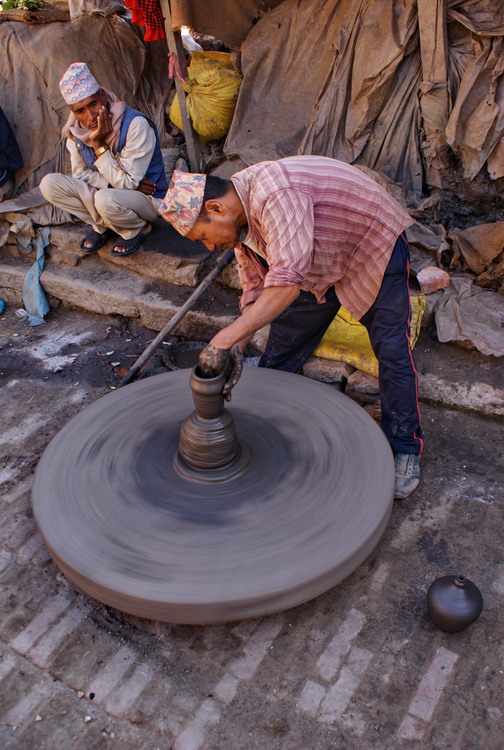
[3,1,502,207]
[0,13,173,223]
[450,220,504,290]
[223,0,504,191]
[435,277,504,356]
[68,0,123,20]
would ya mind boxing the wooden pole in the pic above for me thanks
[159,0,201,172]
[118,249,234,387]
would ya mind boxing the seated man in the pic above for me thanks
[40,62,167,256]
[159,160,423,500]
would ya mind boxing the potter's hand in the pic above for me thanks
[199,344,229,378]
[222,345,243,402]
[198,344,243,401]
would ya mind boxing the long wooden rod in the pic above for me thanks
[159,0,200,172]
[118,248,234,387]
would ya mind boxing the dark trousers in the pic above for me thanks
[258,234,423,455]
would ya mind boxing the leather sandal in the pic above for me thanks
[110,229,151,257]
[80,227,116,254]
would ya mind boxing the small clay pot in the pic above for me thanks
[427,574,483,633]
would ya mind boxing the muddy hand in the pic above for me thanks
[223,345,243,402]
[198,344,230,378]
[198,344,243,401]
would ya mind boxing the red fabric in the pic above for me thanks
[125,0,166,42]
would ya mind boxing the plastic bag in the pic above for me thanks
[313,295,425,377]
[170,52,242,142]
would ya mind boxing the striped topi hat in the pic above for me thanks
[59,62,100,105]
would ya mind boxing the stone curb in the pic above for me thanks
[301,356,503,418]
[417,373,503,417]
[5,222,213,288]
[0,259,236,341]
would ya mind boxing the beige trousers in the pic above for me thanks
[39,173,160,240]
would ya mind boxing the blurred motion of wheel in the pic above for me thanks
[32,368,394,624]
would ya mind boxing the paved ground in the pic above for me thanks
[0,307,502,749]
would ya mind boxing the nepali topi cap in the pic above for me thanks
[59,62,100,105]
[158,170,207,235]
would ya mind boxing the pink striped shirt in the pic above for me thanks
[230,156,413,320]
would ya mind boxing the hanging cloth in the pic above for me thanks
[17,226,51,326]
[124,0,166,42]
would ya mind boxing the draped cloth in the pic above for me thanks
[125,0,166,42]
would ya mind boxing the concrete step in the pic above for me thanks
[0,251,239,341]
[414,333,503,417]
[3,219,243,290]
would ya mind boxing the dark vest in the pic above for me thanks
[74,106,168,198]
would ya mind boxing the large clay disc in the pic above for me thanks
[32,368,394,624]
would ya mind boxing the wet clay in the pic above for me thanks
[31,368,395,624]
[177,367,241,476]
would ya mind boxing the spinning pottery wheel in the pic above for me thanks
[32,367,395,624]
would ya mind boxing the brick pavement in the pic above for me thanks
[0,309,502,749]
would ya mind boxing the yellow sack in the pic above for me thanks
[170,52,243,142]
[313,295,426,378]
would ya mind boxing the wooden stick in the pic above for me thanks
[159,0,200,172]
[118,248,235,387]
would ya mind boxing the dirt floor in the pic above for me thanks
[0,306,502,749]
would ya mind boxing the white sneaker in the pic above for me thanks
[394,453,421,499]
